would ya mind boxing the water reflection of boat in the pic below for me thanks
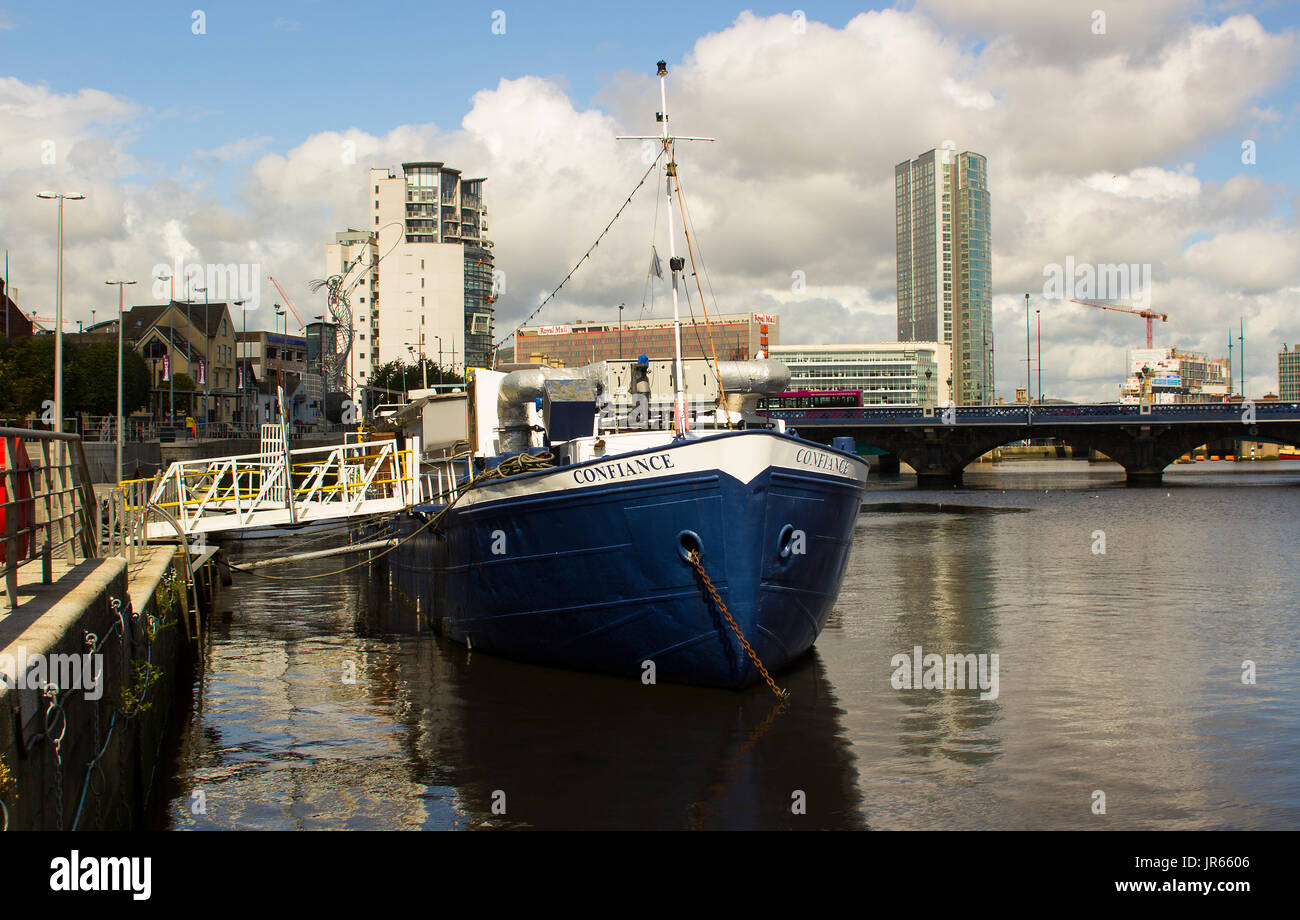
[371,577,867,830]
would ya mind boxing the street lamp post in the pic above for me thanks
[106,279,137,485]
[618,303,625,360]
[36,191,86,433]
[157,270,175,421]
[1036,308,1042,404]
[202,285,211,423]
[232,299,247,428]
[188,282,205,425]
[1239,318,1245,398]
[1024,293,1031,405]
[275,307,286,419]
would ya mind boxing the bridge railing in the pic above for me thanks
[762,401,1300,426]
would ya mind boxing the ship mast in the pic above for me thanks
[618,60,713,436]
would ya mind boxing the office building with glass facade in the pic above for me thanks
[895,146,992,405]
[1280,344,1300,401]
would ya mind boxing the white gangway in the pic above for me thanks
[142,424,421,540]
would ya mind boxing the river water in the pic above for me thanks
[154,459,1300,830]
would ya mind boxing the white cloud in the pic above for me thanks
[1180,226,1300,294]
[1,7,1296,404]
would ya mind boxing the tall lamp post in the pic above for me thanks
[618,303,625,360]
[200,284,212,423]
[36,191,85,433]
[1036,308,1042,404]
[105,279,136,484]
[275,306,286,418]
[1024,293,1031,404]
[1238,318,1245,398]
[232,299,246,427]
[188,282,205,424]
[157,270,175,421]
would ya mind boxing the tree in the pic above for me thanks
[372,358,464,398]
[66,343,151,415]
[172,373,197,414]
[0,336,59,419]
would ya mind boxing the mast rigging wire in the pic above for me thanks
[492,146,668,356]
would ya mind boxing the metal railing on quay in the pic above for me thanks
[2,427,102,610]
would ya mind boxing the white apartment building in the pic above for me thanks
[769,342,952,407]
[326,161,494,411]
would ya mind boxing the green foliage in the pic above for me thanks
[0,338,151,417]
[0,753,16,802]
[118,659,163,717]
[371,359,464,398]
[154,577,185,621]
[66,343,151,415]
[156,373,197,413]
[0,336,58,418]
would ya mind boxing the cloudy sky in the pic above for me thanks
[1,0,1297,401]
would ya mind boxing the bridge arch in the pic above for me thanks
[777,410,1300,488]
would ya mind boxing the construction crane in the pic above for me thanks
[1071,299,1168,348]
[25,313,82,332]
[267,275,307,330]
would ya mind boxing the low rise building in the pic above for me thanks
[768,342,950,407]
[1120,347,1231,404]
[512,312,776,367]
[119,302,239,423]
[1,279,33,338]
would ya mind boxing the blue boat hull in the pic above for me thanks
[390,431,866,688]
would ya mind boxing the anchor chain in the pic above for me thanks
[687,549,789,701]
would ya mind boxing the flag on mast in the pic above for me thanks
[650,246,663,280]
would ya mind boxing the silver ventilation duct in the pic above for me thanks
[714,359,790,396]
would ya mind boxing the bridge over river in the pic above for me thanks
[761,401,1300,487]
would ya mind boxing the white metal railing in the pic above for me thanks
[421,452,475,507]
[138,434,422,536]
